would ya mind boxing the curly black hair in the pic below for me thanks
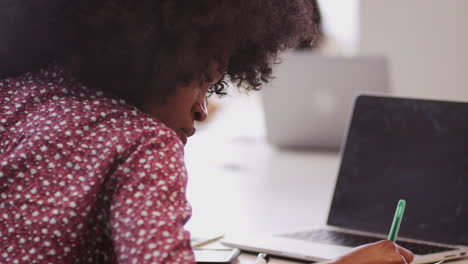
[1,0,320,107]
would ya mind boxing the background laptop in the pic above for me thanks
[223,95,468,263]
[262,52,389,149]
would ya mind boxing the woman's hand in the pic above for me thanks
[332,240,414,264]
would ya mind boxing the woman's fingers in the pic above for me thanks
[397,245,415,263]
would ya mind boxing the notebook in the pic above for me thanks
[262,52,389,149]
[223,95,468,263]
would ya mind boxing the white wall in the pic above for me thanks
[358,0,468,100]
[317,0,359,54]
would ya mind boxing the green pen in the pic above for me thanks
[388,199,406,242]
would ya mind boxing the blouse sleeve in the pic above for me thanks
[108,133,195,264]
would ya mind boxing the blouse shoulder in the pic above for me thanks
[0,64,184,165]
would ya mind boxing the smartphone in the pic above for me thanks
[194,248,241,264]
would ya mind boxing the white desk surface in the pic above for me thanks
[184,93,468,264]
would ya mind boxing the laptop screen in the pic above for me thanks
[328,95,468,246]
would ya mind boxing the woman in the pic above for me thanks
[0,1,413,263]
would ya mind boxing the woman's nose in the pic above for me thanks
[192,100,208,122]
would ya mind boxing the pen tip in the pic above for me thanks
[259,253,270,262]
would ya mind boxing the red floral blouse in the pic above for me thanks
[0,66,195,263]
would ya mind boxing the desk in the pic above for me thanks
[185,93,339,236]
[184,93,468,264]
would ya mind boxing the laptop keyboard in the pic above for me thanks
[279,229,456,255]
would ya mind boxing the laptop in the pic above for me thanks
[262,52,389,149]
[223,95,468,263]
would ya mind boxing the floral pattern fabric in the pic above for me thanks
[0,67,195,264]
